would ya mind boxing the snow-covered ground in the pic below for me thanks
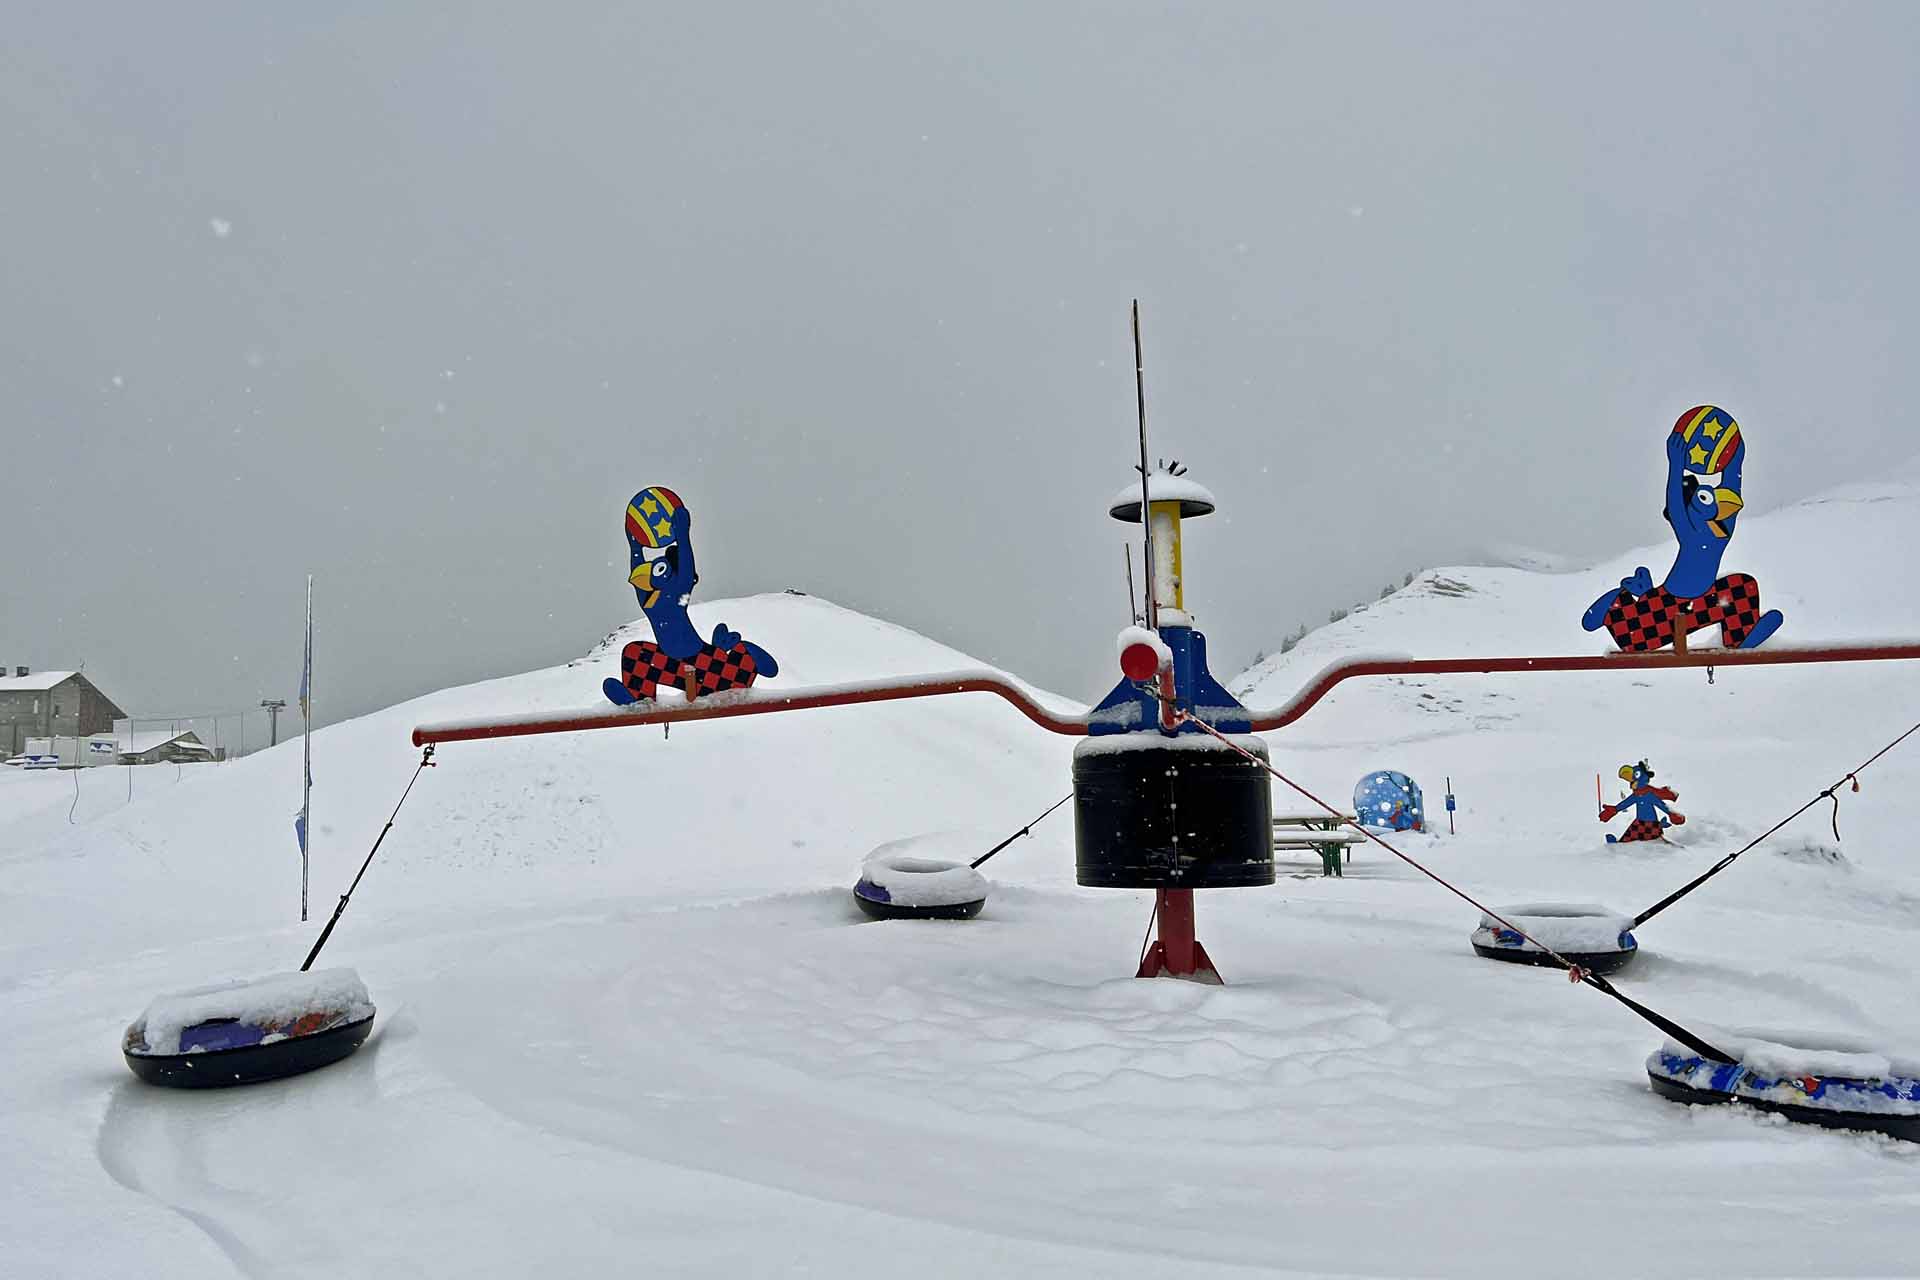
[7,483,1920,1277]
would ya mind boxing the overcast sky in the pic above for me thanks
[4,2,1917,744]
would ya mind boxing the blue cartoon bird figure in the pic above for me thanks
[1599,760,1685,843]
[1581,406,1785,652]
[602,486,779,705]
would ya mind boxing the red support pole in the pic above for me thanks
[1136,888,1221,984]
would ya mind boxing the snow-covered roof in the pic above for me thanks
[117,728,207,755]
[1108,472,1217,521]
[0,670,78,693]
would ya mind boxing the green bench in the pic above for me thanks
[1273,810,1363,877]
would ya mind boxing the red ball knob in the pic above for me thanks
[1119,642,1161,682]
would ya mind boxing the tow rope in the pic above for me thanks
[970,792,1073,870]
[1631,718,1920,929]
[1175,713,1737,1064]
[301,745,436,972]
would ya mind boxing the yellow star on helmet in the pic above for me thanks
[640,496,659,517]
[1689,444,1708,466]
[1701,417,1723,439]
[654,517,672,538]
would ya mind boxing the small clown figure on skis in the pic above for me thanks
[1599,760,1685,843]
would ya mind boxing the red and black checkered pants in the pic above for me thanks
[1602,574,1763,652]
[618,640,761,700]
[1616,817,1666,842]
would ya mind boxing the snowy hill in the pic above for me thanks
[8,492,1920,1277]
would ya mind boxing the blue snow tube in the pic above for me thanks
[124,1014,374,1088]
[122,969,376,1089]
[1470,903,1640,975]
[1647,1032,1920,1141]
[853,850,989,921]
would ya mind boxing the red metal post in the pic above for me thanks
[1137,888,1221,984]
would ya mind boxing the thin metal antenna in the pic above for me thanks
[1124,545,1139,625]
[1132,300,1156,629]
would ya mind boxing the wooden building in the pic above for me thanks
[0,669,126,758]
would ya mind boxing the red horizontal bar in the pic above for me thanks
[1245,642,1920,732]
[411,641,1920,747]
[411,672,1093,746]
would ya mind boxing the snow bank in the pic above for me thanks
[129,968,374,1055]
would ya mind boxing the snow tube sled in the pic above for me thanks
[123,968,375,1089]
[1647,1030,1920,1142]
[1471,903,1639,975]
[854,835,989,920]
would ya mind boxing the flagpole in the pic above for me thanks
[301,574,313,921]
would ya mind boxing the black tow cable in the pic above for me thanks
[301,745,436,971]
[1632,718,1920,929]
[1578,969,1735,1064]
[970,792,1073,869]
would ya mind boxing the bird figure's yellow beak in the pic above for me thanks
[1617,765,1635,782]
[1708,490,1744,538]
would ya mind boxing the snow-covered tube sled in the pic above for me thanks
[1647,1029,1920,1142]
[123,968,375,1089]
[1470,902,1639,975]
[853,834,989,921]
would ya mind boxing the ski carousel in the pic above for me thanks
[401,344,1920,1140]
[124,311,1920,1145]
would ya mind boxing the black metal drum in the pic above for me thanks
[1073,735,1274,888]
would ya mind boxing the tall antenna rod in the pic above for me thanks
[1132,300,1156,629]
[1124,545,1139,625]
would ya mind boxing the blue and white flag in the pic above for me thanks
[294,810,308,856]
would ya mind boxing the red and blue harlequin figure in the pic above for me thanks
[602,487,779,705]
[1600,760,1685,843]
[1581,406,1785,651]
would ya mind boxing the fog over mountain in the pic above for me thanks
[4,2,1915,742]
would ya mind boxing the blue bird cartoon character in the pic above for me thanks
[1581,406,1784,651]
[1599,760,1685,843]
[602,486,779,705]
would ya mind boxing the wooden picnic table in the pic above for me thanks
[1272,810,1363,877]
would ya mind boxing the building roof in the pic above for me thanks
[118,728,208,755]
[0,670,79,693]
